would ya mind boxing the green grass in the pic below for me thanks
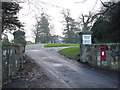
[44,44,79,47]
[26,43,41,45]
[2,41,21,46]
[58,47,80,60]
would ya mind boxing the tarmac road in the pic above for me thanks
[25,44,118,88]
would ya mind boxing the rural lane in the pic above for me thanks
[25,44,118,88]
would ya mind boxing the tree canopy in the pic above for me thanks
[62,9,80,43]
[2,1,23,33]
[34,13,51,43]
[91,1,120,43]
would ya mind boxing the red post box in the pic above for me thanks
[100,46,106,61]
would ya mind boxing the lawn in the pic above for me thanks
[44,43,79,47]
[58,47,80,60]
[26,43,41,45]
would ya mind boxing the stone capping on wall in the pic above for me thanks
[80,43,120,70]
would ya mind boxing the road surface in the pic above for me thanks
[25,44,118,88]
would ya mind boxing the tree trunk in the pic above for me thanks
[0,33,2,40]
[0,20,2,40]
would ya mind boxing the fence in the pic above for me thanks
[80,43,120,70]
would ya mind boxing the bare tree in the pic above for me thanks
[79,12,98,31]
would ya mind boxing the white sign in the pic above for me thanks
[82,35,92,44]
[102,51,104,56]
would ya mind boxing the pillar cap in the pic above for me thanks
[78,31,93,35]
[13,30,25,35]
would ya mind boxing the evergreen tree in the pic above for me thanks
[0,1,23,40]
[91,1,120,43]
[62,9,79,43]
[35,13,51,43]
[2,1,23,32]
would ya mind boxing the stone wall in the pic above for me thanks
[2,43,24,82]
[80,43,120,70]
[0,41,2,89]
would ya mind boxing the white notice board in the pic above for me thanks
[82,35,92,44]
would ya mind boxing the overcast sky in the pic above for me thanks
[18,0,103,42]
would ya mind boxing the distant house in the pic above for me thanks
[50,35,64,44]
[26,41,33,43]
[58,37,64,44]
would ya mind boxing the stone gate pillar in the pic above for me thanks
[78,31,93,62]
[13,30,26,52]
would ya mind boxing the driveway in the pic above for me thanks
[25,44,118,88]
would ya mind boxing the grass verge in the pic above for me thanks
[44,44,79,47]
[58,47,80,60]
[26,43,41,45]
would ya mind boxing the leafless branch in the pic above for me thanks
[74,0,87,3]
[90,0,98,11]
[81,14,85,24]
